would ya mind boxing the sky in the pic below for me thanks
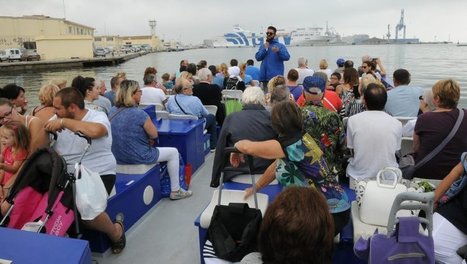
[1,0,467,44]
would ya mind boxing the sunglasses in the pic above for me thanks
[266,32,274,36]
[362,66,368,69]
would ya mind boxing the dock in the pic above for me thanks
[0,52,148,72]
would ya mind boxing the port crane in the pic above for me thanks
[395,9,406,40]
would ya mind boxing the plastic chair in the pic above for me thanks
[156,110,169,120]
[221,90,243,102]
[204,105,218,116]
[394,116,416,126]
[154,103,165,111]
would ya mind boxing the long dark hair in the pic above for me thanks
[270,101,303,137]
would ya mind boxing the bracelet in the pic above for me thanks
[60,118,64,128]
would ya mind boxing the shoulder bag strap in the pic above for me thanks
[108,107,126,121]
[174,95,188,115]
[416,109,464,169]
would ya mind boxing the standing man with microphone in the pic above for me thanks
[255,26,290,92]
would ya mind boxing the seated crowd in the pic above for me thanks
[0,54,466,263]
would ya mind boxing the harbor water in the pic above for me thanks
[1,44,467,109]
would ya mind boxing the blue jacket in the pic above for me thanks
[255,39,290,82]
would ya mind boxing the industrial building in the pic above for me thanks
[0,15,95,60]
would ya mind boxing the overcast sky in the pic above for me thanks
[2,0,467,44]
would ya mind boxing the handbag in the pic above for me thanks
[400,109,464,179]
[354,217,435,264]
[74,164,108,220]
[207,149,262,262]
[359,167,409,226]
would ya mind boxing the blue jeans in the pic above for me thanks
[205,114,217,150]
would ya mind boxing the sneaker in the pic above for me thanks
[210,148,216,153]
[170,189,193,200]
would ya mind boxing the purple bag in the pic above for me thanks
[354,217,434,264]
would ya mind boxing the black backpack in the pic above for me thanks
[224,77,246,91]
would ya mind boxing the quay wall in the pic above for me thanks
[0,52,144,72]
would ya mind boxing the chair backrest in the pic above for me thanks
[138,103,154,110]
[395,116,416,126]
[204,105,218,116]
[156,110,170,120]
[222,90,243,102]
[168,113,198,120]
[154,103,165,111]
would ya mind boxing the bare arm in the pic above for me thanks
[234,139,285,160]
[244,160,277,199]
[45,118,107,139]
[143,117,158,139]
[28,117,49,153]
[434,162,464,202]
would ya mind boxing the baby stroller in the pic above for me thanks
[0,146,77,236]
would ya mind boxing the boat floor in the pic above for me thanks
[92,153,364,264]
[94,153,216,264]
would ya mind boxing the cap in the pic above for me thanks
[303,76,326,95]
[336,58,345,67]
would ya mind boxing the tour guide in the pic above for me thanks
[255,25,290,89]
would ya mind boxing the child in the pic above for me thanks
[161,73,174,90]
[0,121,29,199]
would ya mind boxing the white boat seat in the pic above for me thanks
[154,103,165,111]
[116,163,159,175]
[199,189,268,229]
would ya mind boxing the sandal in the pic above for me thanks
[111,220,126,254]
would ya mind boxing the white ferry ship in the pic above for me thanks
[205,24,341,48]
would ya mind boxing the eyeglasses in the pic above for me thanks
[0,107,13,121]
[362,66,368,69]
[266,32,274,36]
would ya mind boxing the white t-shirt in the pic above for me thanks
[295,68,314,85]
[346,111,402,181]
[54,109,116,175]
[140,86,166,105]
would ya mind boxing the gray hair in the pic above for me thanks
[269,85,291,106]
[423,88,436,111]
[242,86,265,106]
[197,68,212,82]
[143,74,156,85]
[298,57,307,67]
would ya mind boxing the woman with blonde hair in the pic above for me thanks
[413,79,467,180]
[109,80,192,200]
[32,83,60,123]
[317,59,332,79]
[49,78,67,89]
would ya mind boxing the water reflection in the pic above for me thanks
[1,44,466,109]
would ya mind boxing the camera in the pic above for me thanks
[372,57,379,62]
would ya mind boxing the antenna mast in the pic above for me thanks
[149,19,157,36]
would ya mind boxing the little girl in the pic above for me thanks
[0,121,29,200]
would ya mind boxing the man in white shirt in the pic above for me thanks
[45,87,125,254]
[346,83,402,185]
[140,74,166,106]
[295,56,314,85]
